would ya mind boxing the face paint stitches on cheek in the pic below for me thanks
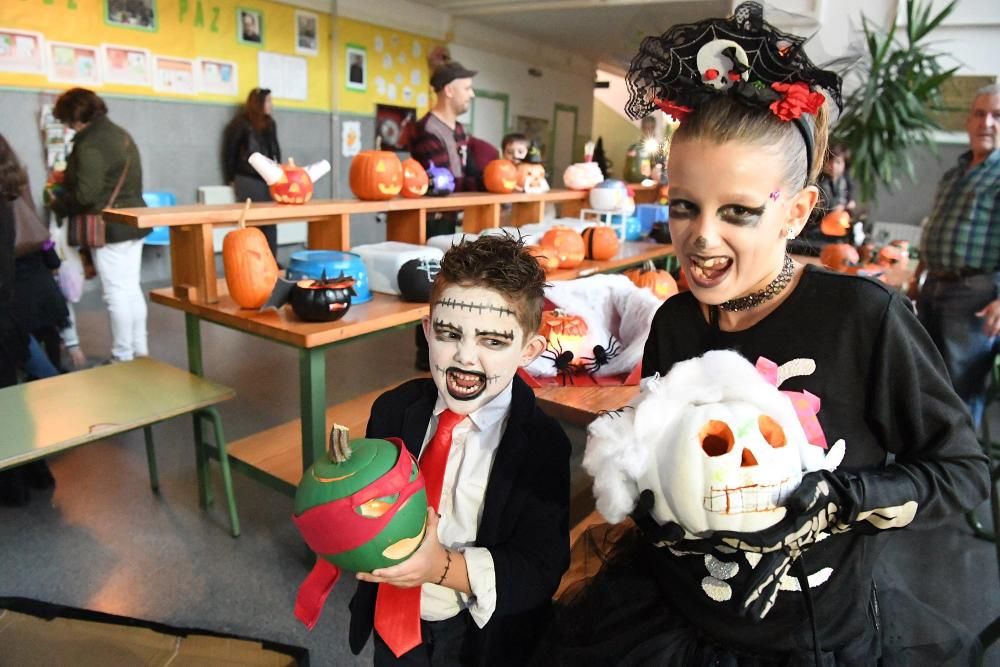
[428,286,528,412]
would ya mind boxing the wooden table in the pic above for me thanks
[147,242,675,495]
[105,190,589,304]
[534,384,639,426]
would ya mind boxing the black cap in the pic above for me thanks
[430,61,477,91]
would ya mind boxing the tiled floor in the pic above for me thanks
[0,274,997,666]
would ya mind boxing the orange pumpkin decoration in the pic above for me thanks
[675,267,690,292]
[400,158,428,198]
[517,162,548,193]
[223,199,280,309]
[539,309,589,340]
[540,227,586,269]
[349,151,403,200]
[483,160,518,194]
[625,262,678,301]
[877,244,906,267]
[269,158,315,204]
[819,243,860,272]
[526,245,560,272]
[820,210,851,237]
[581,226,620,261]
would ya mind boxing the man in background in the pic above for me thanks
[911,84,1000,428]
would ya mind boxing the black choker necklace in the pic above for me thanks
[720,254,796,312]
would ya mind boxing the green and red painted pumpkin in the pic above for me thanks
[289,272,356,322]
[581,225,620,261]
[349,151,403,200]
[293,424,428,628]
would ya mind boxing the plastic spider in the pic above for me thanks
[582,337,623,375]
[541,339,578,386]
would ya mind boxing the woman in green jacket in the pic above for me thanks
[51,88,149,362]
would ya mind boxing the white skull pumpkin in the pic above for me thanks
[585,350,844,537]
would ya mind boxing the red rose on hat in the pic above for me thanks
[769,81,825,121]
[654,98,694,122]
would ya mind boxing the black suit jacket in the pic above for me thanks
[349,376,571,665]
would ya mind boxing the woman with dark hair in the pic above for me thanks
[222,87,281,259]
[50,87,149,363]
[538,3,989,665]
[0,134,56,506]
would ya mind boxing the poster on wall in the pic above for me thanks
[0,29,45,75]
[345,44,366,91]
[102,44,151,86]
[258,51,307,100]
[375,104,416,151]
[153,56,196,95]
[295,11,318,56]
[198,58,238,95]
[342,120,361,157]
[105,0,157,31]
[48,42,101,85]
[237,8,263,46]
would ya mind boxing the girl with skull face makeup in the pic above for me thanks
[535,4,989,666]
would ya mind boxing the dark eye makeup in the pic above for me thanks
[668,198,767,227]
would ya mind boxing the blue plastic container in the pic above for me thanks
[286,250,373,304]
[142,191,177,246]
[624,216,643,242]
[635,204,669,236]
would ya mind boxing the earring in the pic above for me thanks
[786,227,796,240]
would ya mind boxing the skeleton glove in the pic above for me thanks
[630,489,690,548]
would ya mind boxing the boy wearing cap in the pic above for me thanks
[348,234,572,666]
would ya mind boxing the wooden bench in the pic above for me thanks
[0,358,240,536]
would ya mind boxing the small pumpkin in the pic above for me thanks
[396,258,440,303]
[427,162,456,196]
[876,244,906,267]
[539,309,589,362]
[820,210,851,237]
[625,261,678,300]
[540,227,586,269]
[819,243,860,272]
[517,161,549,194]
[289,272,356,322]
[223,199,280,309]
[483,159,518,194]
[525,245,560,273]
[292,424,428,627]
[349,151,403,200]
[269,158,315,204]
[581,226,620,261]
[400,158,429,198]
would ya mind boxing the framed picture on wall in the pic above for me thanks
[295,11,318,56]
[237,8,263,46]
[105,0,157,31]
[345,44,366,91]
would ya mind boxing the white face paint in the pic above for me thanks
[425,284,546,415]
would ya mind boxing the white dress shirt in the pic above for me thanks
[419,381,512,627]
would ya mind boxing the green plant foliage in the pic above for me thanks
[832,0,958,202]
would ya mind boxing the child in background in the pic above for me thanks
[817,143,856,215]
[501,133,530,164]
[349,234,571,666]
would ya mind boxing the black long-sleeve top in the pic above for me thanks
[221,114,280,183]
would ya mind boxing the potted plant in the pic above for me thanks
[832,0,958,203]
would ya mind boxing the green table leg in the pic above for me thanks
[143,425,159,493]
[300,347,326,472]
[186,313,212,509]
[198,407,240,537]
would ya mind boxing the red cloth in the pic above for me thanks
[374,409,464,657]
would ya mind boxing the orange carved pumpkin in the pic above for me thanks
[819,243,860,272]
[400,158,428,198]
[525,245,560,273]
[820,210,851,237]
[517,162,548,193]
[625,262,678,301]
[540,227,586,269]
[483,160,518,194]
[539,310,589,340]
[223,199,280,309]
[581,226,620,261]
[349,151,403,200]
[269,158,315,204]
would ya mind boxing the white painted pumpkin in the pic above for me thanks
[584,350,844,537]
[562,162,604,190]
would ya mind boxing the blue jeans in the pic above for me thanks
[917,272,1000,428]
[24,335,60,380]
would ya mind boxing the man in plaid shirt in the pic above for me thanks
[912,84,1000,427]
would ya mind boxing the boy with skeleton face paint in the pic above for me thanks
[349,234,572,666]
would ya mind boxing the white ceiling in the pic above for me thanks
[408,0,731,73]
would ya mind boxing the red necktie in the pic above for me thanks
[374,409,464,657]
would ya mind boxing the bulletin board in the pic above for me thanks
[0,0,331,111]
[333,17,440,118]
